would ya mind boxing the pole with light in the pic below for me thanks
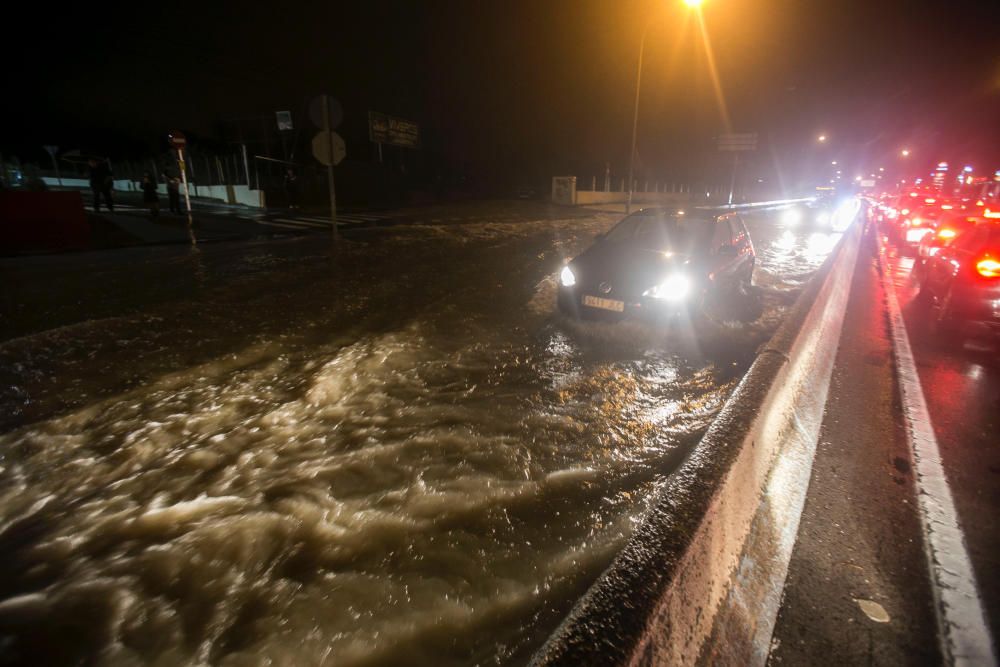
[626,0,703,214]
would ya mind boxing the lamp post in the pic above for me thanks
[625,0,703,214]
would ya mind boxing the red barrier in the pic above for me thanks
[0,191,89,254]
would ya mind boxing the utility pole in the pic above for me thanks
[322,95,339,244]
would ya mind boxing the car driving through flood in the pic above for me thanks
[557,208,756,324]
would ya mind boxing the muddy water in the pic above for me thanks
[0,213,839,665]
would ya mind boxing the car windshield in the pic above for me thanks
[604,211,711,252]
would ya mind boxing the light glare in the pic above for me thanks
[560,265,576,287]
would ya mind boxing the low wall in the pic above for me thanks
[41,178,266,208]
[574,191,692,206]
[533,218,862,665]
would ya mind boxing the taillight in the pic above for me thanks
[977,258,1000,278]
[937,228,957,240]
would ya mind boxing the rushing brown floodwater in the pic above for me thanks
[0,209,839,665]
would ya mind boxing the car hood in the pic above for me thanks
[570,242,701,299]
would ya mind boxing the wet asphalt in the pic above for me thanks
[887,238,1000,645]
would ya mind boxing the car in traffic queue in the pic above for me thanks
[557,208,755,322]
[914,202,990,271]
[891,200,945,252]
[915,208,989,269]
[917,221,1000,337]
[880,191,933,240]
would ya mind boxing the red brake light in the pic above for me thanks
[924,198,936,204]
[937,228,957,240]
[976,258,1000,278]
[985,209,1000,219]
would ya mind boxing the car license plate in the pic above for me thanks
[583,295,624,312]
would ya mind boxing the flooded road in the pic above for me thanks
[0,205,840,665]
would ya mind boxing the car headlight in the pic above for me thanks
[643,273,691,301]
[560,265,576,287]
[782,209,802,226]
[816,211,831,224]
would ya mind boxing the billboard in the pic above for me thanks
[369,111,419,148]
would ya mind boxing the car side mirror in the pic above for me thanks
[717,244,737,256]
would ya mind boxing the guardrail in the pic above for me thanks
[532,217,862,666]
[714,196,815,210]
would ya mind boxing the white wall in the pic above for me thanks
[42,178,266,208]
[573,191,692,206]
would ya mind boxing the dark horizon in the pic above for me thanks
[5,0,1000,186]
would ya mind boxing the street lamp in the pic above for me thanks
[626,0,703,214]
[901,148,911,157]
[817,134,827,143]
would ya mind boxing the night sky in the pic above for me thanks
[6,0,1000,185]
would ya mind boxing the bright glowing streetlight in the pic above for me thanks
[817,134,827,143]
[626,0,704,213]
[901,148,911,157]
[831,160,837,165]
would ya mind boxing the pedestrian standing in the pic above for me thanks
[164,170,181,214]
[141,171,159,217]
[88,158,114,212]
[283,168,300,210]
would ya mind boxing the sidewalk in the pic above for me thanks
[767,228,940,664]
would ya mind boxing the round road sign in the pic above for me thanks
[168,130,187,148]
[311,130,346,166]
[309,95,343,130]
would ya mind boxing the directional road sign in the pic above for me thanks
[717,132,758,152]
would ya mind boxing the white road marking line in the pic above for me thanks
[273,218,329,229]
[293,214,386,223]
[255,220,309,230]
[877,236,997,666]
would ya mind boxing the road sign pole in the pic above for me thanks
[177,147,193,224]
[322,95,339,243]
[728,153,739,206]
[625,24,649,215]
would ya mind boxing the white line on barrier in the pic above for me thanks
[877,237,996,666]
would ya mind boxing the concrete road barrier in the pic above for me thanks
[532,218,863,666]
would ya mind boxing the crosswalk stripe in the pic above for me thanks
[289,214,387,224]
[256,220,309,230]
[274,217,330,229]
